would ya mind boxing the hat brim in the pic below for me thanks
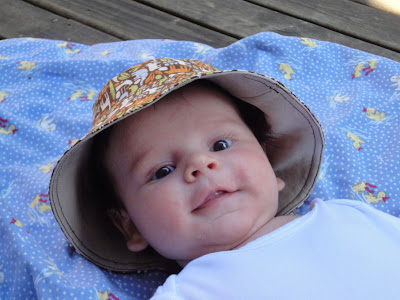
[50,69,324,273]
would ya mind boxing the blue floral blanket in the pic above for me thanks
[1,32,399,299]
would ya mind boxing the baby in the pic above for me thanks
[50,58,400,299]
[98,80,294,266]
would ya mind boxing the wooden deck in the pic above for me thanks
[1,0,399,62]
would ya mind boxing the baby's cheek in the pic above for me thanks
[146,202,184,235]
[150,215,191,258]
[232,153,262,179]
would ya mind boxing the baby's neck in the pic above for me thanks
[233,215,300,249]
[178,215,299,268]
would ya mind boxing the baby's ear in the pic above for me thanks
[108,208,149,252]
[277,177,285,192]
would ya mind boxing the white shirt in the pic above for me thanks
[152,199,400,300]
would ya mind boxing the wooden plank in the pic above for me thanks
[351,0,400,15]
[138,0,400,62]
[247,0,400,52]
[0,0,120,44]
[25,0,237,48]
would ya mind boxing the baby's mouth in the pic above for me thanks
[194,190,229,211]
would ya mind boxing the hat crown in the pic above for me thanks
[91,58,220,133]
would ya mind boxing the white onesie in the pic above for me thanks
[152,199,400,300]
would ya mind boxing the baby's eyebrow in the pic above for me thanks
[127,147,152,175]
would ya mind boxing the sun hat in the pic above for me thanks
[49,57,324,273]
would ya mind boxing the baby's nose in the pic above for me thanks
[184,154,219,183]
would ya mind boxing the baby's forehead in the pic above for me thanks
[108,81,239,142]
[117,81,236,126]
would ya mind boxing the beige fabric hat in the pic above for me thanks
[49,57,324,273]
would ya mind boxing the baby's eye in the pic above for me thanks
[152,166,175,180]
[211,139,231,152]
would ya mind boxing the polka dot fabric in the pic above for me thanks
[0,33,399,299]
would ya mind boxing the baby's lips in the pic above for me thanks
[192,185,238,212]
[195,190,227,211]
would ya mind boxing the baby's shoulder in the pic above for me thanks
[311,198,400,230]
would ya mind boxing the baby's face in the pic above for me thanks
[107,82,284,265]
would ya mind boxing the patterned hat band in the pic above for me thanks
[49,57,324,272]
